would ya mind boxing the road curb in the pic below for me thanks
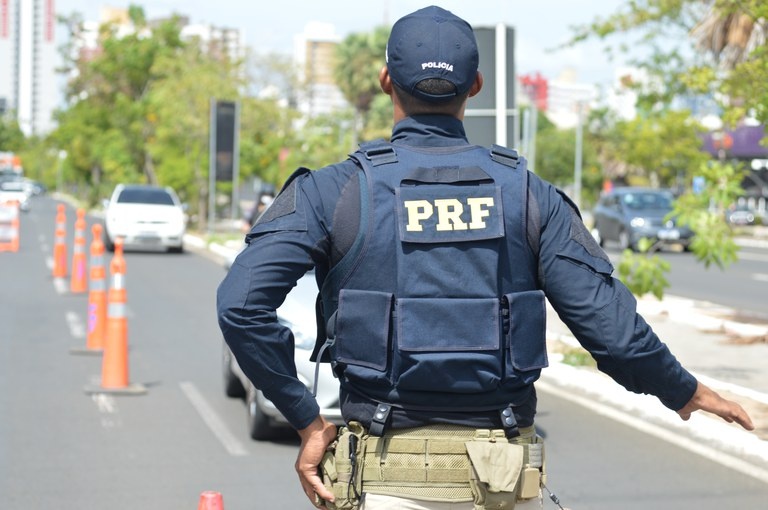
[540,358,768,461]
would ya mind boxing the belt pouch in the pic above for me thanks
[465,441,524,510]
[321,423,367,510]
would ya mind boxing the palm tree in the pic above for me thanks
[333,26,390,146]
[692,2,766,69]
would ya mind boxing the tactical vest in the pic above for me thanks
[317,140,547,426]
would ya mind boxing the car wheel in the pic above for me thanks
[222,344,245,398]
[618,230,634,251]
[168,244,184,254]
[246,387,279,441]
[104,232,115,252]
[591,227,604,247]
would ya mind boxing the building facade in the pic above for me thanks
[293,21,347,118]
[0,0,58,135]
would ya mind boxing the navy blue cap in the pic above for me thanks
[386,6,478,103]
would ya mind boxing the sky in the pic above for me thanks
[55,0,645,88]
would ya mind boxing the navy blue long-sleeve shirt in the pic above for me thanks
[216,114,698,431]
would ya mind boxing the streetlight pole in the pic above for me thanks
[56,150,67,194]
[574,101,584,210]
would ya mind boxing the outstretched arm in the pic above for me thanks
[677,381,754,431]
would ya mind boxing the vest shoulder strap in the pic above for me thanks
[490,144,520,168]
[488,144,540,266]
[355,139,399,166]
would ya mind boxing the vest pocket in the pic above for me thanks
[333,289,393,372]
[395,297,501,393]
[504,290,548,378]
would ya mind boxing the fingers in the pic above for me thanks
[677,387,755,431]
[729,403,755,431]
[298,466,333,508]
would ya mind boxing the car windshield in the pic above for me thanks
[117,188,174,205]
[621,192,672,210]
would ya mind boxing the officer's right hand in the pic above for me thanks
[677,381,754,431]
[296,415,338,508]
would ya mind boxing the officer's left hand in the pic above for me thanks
[296,415,338,508]
[677,381,754,431]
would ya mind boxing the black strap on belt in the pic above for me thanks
[499,405,520,439]
[369,404,392,436]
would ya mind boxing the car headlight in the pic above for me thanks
[630,217,646,228]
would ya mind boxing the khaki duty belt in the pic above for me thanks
[320,422,544,508]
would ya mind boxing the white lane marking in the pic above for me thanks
[53,277,68,294]
[65,311,85,338]
[92,393,117,413]
[90,390,122,428]
[536,380,768,485]
[179,381,248,456]
[752,273,768,283]
[739,251,768,263]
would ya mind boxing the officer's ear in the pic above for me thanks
[379,66,393,96]
[468,71,483,98]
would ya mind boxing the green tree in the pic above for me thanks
[532,118,602,208]
[333,26,389,145]
[569,0,766,295]
[598,109,710,188]
[147,41,247,226]
[56,6,184,204]
[0,116,24,151]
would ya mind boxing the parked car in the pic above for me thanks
[726,203,758,226]
[222,270,343,440]
[103,184,186,253]
[0,179,32,212]
[592,187,693,251]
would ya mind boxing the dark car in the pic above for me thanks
[592,187,693,251]
[726,203,758,226]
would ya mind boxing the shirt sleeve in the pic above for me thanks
[216,166,348,430]
[534,178,698,411]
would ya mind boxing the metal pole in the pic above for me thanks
[57,150,66,194]
[529,104,538,173]
[208,98,216,235]
[230,100,241,221]
[574,101,584,210]
[521,108,530,157]
[495,23,507,146]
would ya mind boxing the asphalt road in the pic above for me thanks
[2,195,766,509]
[602,243,768,320]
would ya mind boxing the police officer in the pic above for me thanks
[217,5,754,509]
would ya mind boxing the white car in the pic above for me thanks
[0,179,32,212]
[103,184,186,253]
[222,271,343,440]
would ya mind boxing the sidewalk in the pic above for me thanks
[543,292,768,479]
[197,234,768,480]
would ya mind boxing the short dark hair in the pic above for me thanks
[393,79,469,116]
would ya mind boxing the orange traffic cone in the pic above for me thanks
[198,491,224,510]
[0,199,20,252]
[52,204,68,278]
[70,208,88,293]
[71,223,107,355]
[84,237,146,395]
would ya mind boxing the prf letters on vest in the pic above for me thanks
[404,197,495,232]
